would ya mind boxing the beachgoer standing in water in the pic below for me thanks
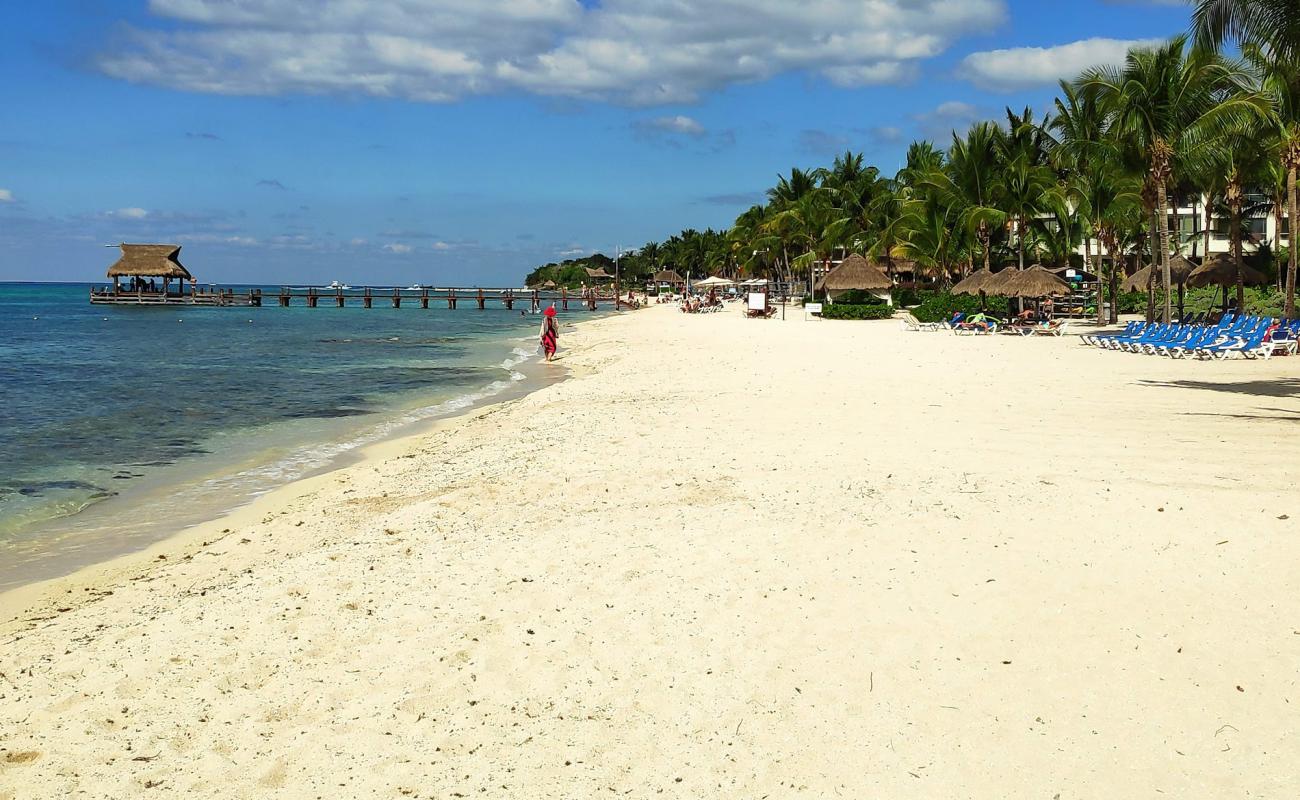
[540,305,559,362]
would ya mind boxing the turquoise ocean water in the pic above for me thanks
[0,283,569,590]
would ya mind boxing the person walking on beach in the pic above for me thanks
[540,305,559,362]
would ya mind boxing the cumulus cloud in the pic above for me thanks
[959,37,1163,91]
[383,243,413,254]
[109,207,150,219]
[96,0,1006,104]
[0,189,14,203]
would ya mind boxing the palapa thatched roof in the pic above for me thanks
[1121,265,1158,293]
[950,268,995,296]
[816,254,892,292]
[982,267,1020,295]
[1167,254,1197,283]
[1121,256,1197,292]
[652,269,685,284]
[999,265,1073,297]
[106,244,193,279]
[1186,253,1268,288]
[584,267,613,279]
[542,280,557,288]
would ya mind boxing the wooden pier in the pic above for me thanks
[91,285,624,310]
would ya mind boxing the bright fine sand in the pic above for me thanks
[3,305,1299,798]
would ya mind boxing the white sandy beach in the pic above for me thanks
[2,304,1299,797]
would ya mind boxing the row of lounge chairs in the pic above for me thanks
[900,312,1068,336]
[1080,313,1300,359]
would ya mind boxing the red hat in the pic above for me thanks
[544,306,557,317]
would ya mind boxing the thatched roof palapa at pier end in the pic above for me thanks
[584,267,614,280]
[815,254,892,292]
[107,244,193,280]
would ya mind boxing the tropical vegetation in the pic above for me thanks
[525,4,1297,323]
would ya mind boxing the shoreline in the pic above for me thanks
[0,317,582,596]
[3,305,1298,797]
[0,311,602,618]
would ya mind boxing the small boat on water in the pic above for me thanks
[408,284,426,290]
[327,280,351,290]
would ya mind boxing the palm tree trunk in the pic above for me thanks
[1232,194,1245,313]
[1017,219,1025,270]
[979,223,990,273]
[1203,196,1213,266]
[1157,182,1173,323]
[1085,236,1101,325]
[1146,206,1158,324]
[1275,198,1285,292]
[1287,162,1298,319]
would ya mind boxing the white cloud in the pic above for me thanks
[959,37,1163,91]
[0,189,14,203]
[110,207,150,219]
[431,241,452,251]
[383,243,412,254]
[96,0,1007,104]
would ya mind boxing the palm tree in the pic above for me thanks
[1047,80,1116,320]
[1239,43,1299,316]
[1207,120,1273,309]
[1192,1,1298,313]
[993,151,1060,270]
[1084,36,1268,322]
[922,122,1007,274]
[1192,0,1300,63]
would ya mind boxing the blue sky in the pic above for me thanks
[1,0,1190,286]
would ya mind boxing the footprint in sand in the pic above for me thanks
[2,751,41,765]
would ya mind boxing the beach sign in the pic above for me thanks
[748,292,766,311]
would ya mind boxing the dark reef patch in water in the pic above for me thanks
[283,407,373,419]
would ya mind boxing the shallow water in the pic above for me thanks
[0,283,578,590]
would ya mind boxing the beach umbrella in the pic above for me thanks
[999,265,1073,297]
[1185,253,1268,289]
[696,275,736,287]
[951,268,995,296]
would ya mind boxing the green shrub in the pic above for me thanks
[911,292,1008,323]
[894,288,938,308]
[831,289,888,305]
[820,303,896,320]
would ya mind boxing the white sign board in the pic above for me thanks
[748,292,767,311]
[805,303,823,314]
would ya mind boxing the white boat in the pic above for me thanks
[407,284,425,290]
[327,280,351,290]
